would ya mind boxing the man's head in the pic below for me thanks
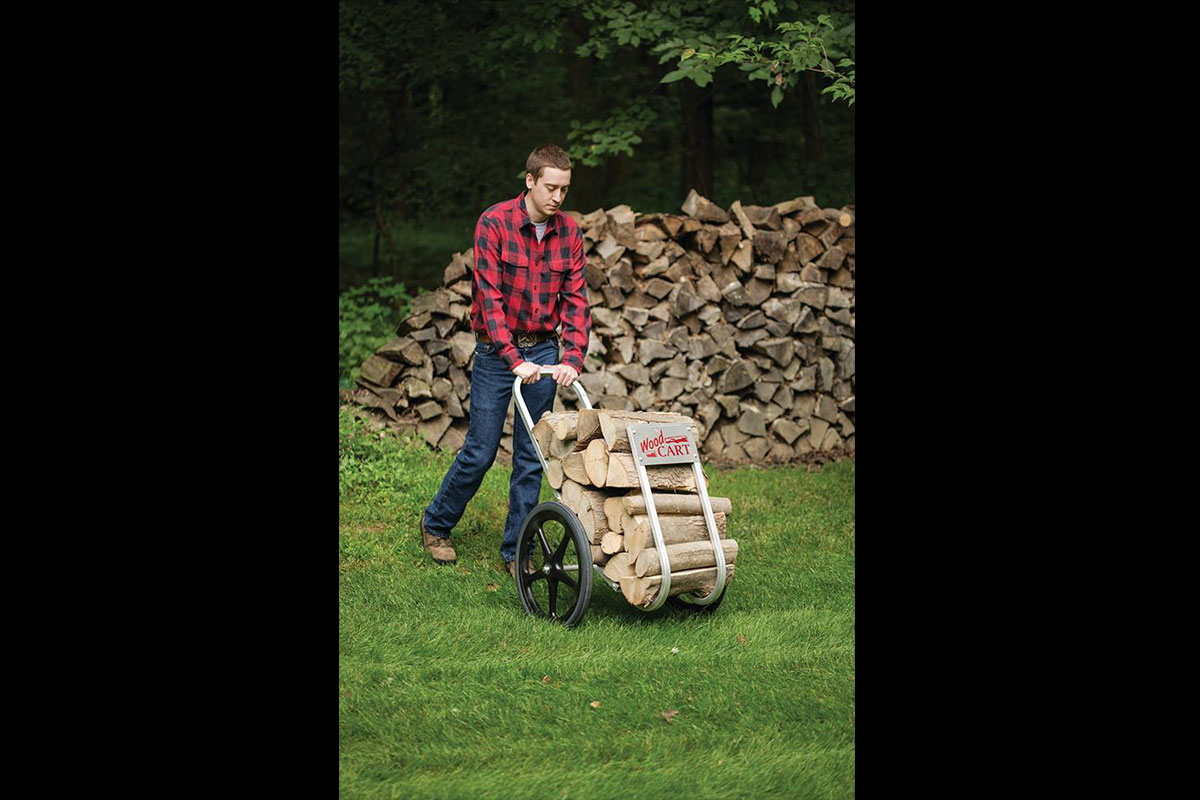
[524,144,572,222]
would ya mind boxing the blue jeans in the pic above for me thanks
[423,337,560,563]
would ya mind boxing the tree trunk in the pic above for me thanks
[680,78,714,201]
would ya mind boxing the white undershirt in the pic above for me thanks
[534,219,548,242]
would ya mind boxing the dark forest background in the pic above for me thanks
[339,0,854,295]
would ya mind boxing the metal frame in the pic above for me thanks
[626,422,726,610]
[513,369,727,610]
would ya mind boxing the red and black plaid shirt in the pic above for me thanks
[471,189,591,373]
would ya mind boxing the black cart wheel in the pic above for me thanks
[515,501,593,628]
[667,582,728,614]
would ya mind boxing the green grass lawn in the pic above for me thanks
[340,408,855,799]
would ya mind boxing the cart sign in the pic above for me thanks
[628,423,698,466]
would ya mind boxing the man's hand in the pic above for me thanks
[549,363,579,387]
[512,361,542,384]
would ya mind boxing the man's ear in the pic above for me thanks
[525,173,533,190]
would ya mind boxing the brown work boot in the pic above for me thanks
[420,512,456,564]
[506,560,535,579]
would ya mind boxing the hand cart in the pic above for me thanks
[512,367,730,628]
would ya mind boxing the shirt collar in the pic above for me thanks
[516,189,558,232]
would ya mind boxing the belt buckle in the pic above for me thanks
[517,333,537,347]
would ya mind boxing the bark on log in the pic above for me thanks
[621,494,733,516]
[577,487,612,543]
[635,538,739,578]
[626,512,728,562]
[533,411,579,456]
[602,551,635,582]
[575,408,697,452]
[605,453,698,491]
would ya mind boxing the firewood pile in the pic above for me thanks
[339,189,855,467]
[539,408,737,607]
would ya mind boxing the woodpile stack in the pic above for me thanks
[537,408,738,608]
[340,189,855,467]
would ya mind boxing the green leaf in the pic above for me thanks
[771,85,783,107]
[681,47,695,60]
[693,71,711,88]
[660,69,688,83]
[838,57,853,67]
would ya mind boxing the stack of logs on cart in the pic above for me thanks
[341,189,854,467]
[536,408,737,608]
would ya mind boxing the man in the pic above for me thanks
[419,144,591,579]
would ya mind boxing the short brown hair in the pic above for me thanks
[525,144,572,182]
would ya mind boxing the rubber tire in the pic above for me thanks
[515,501,593,628]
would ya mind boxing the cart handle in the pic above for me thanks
[512,367,593,489]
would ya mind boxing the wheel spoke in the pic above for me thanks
[553,530,572,562]
[537,526,553,561]
[560,572,578,591]
[548,577,559,617]
[527,569,546,583]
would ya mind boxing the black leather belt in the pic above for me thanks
[475,331,556,348]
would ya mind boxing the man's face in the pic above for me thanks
[525,167,571,219]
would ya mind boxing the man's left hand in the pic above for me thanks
[549,364,579,387]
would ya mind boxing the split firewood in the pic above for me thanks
[576,488,612,543]
[549,435,577,458]
[635,539,739,578]
[591,545,609,566]
[562,451,589,485]
[619,564,736,606]
[349,196,853,470]
[584,439,610,487]
[625,512,728,562]
[560,479,585,513]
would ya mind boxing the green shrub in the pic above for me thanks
[339,277,414,388]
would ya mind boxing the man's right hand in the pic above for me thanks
[512,361,542,384]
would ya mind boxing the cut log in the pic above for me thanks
[626,512,728,562]
[635,539,739,578]
[621,494,732,517]
[601,531,625,555]
[620,564,736,606]
[605,453,698,491]
[532,411,579,456]
[604,495,629,528]
[545,457,564,489]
